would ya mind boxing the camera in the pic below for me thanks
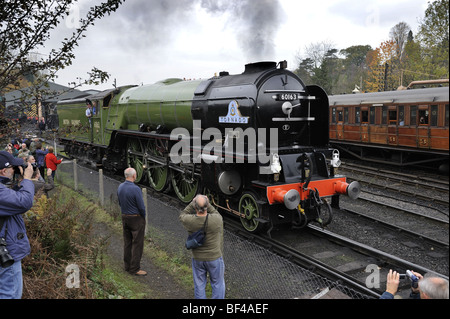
[13,162,27,175]
[0,237,14,268]
[400,270,419,288]
[13,161,37,176]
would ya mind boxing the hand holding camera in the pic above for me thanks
[15,161,34,180]
[400,270,422,290]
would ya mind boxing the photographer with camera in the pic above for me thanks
[381,269,449,299]
[0,151,34,299]
[179,194,225,299]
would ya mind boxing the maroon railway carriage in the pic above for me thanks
[329,86,449,172]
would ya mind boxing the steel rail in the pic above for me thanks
[224,219,381,299]
[308,224,449,281]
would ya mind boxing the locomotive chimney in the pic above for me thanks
[244,61,277,74]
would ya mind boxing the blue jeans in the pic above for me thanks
[192,257,225,299]
[0,261,23,299]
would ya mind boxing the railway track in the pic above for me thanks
[339,162,449,207]
[328,199,448,273]
[326,160,449,283]
[224,218,381,298]
[360,189,449,221]
[341,193,449,246]
[307,224,448,296]
[341,162,449,190]
[231,215,448,299]
[342,207,448,249]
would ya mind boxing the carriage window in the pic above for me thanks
[338,110,343,122]
[331,108,336,123]
[398,105,404,126]
[430,105,438,126]
[361,110,368,123]
[369,107,375,124]
[382,106,387,125]
[389,109,397,125]
[445,104,449,127]
[355,107,361,123]
[344,108,349,124]
[418,109,429,125]
[410,105,417,125]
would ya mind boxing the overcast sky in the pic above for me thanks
[44,0,432,91]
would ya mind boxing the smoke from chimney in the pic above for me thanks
[114,0,285,61]
[200,0,285,60]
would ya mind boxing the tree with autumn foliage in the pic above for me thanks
[417,0,449,79]
[294,0,448,94]
[365,40,400,92]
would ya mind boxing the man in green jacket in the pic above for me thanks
[180,194,225,299]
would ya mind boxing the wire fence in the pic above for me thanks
[55,159,371,299]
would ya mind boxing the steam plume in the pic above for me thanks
[114,0,285,60]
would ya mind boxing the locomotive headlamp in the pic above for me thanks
[330,149,341,168]
[270,153,282,174]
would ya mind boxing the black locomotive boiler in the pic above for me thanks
[58,61,361,233]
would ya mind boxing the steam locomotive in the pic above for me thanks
[57,61,360,233]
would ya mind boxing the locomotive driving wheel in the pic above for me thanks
[145,139,170,192]
[171,165,199,203]
[239,192,264,233]
[127,138,145,183]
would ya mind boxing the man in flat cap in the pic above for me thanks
[0,151,34,299]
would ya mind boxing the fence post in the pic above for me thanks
[142,187,148,235]
[73,159,78,191]
[99,169,104,207]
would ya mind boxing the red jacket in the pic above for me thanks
[45,152,62,171]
